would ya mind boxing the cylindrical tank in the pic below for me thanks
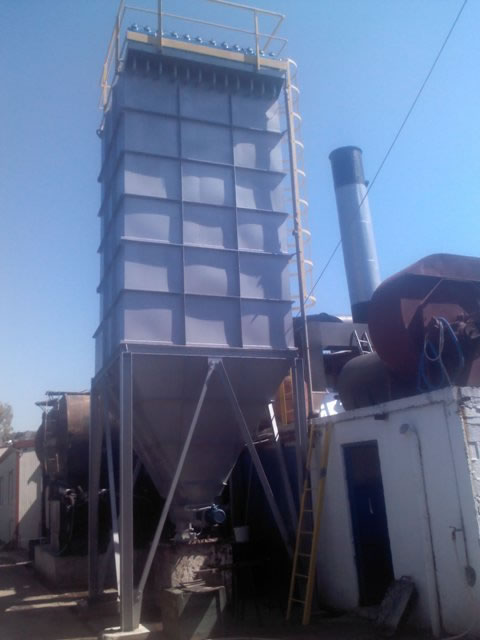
[35,393,90,486]
[339,254,480,409]
[338,352,415,410]
[329,146,381,323]
[369,254,480,381]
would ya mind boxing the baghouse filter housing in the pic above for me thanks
[93,24,302,522]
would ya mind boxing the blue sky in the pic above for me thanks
[1,0,478,430]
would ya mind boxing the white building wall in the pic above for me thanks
[17,449,42,549]
[0,446,41,549]
[314,386,480,637]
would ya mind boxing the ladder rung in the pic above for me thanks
[295,573,308,578]
[291,598,305,604]
[298,552,310,558]
[300,530,312,535]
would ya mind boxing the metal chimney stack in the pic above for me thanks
[329,146,380,323]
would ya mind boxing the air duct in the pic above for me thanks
[329,146,380,322]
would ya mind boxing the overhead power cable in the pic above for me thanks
[301,0,469,310]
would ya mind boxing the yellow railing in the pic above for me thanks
[100,0,288,111]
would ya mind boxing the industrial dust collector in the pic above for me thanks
[92,8,304,534]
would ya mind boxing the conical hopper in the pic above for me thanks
[130,353,291,520]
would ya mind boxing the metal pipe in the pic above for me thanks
[157,0,162,34]
[292,358,308,501]
[400,423,443,636]
[254,11,260,71]
[285,61,314,418]
[207,0,285,18]
[329,146,380,323]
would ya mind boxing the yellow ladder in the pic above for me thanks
[286,422,333,625]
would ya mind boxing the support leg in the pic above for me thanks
[216,360,292,557]
[88,381,105,599]
[120,352,135,632]
[98,459,142,595]
[106,413,120,594]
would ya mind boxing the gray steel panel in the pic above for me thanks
[185,297,241,347]
[184,248,239,297]
[235,167,285,211]
[239,253,290,300]
[237,209,288,253]
[181,121,232,164]
[129,354,291,508]
[233,129,283,171]
[241,299,294,349]
[124,112,179,157]
[183,203,236,249]
[122,291,184,344]
[113,165,125,209]
[123,197,181,244]
[182,161,234,206]
[116,74,178,116]
[123,243,183,293]
[124,154,180,200]
[231,93,282,131]
[95,334,103,374]
[180,85,230,124]
[96,59,296,518]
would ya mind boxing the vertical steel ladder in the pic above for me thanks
[353,329,373,354]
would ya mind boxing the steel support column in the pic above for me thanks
[120,352,135,632]
[88,381,105,599]
[216,359,292,557]
[105,413,121,594]
[98,459,142,596]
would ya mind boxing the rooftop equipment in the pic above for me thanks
[339,253,480,409]
[89,1,313,633]
[329,146,381,323]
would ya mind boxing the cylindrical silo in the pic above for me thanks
[329,146,380,322]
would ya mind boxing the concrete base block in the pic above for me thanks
[34,544,89,588]
[153,541,232,600]
[160,585,226,640]
[34,544,115,589]
[100,624,150,640]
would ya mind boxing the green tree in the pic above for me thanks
[0,403,13,444]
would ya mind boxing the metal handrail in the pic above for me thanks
[100,0,288,110]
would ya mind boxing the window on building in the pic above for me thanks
[8,470,14,505]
